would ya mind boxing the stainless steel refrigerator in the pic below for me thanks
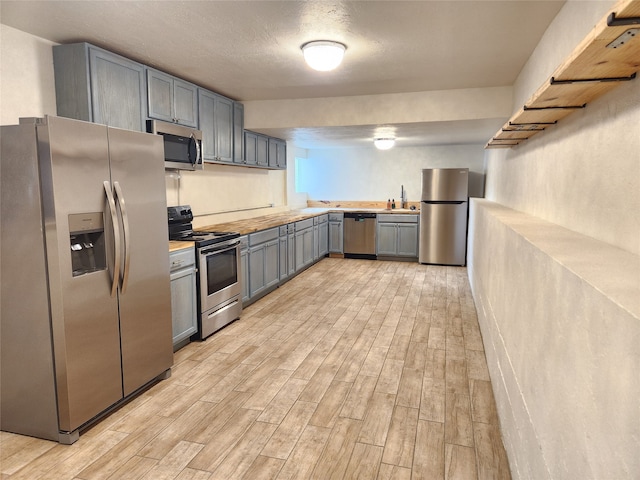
[419,168,469,266]
[1,116,173,444]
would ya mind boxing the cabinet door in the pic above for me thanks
[249,245,266,297]
[214,95,233,163]
[279,236,288,282]
[147,68,174,123]
[198,89,217,161]
[276,139,287,169]
[244,131,257,166]
[268,138,278,168]
[170,267,197,345]
[89,47,146,132]
[287,233,296,276]
[303,229,314,266]
[233,102,244,164]
[313,225,319,260]
[173,79,198,127]
[397,224,419,257]
[377,223,397,255]
[329,221,343,253]
[256,135,269,167]
[319,222,329,257]
[264,240,280,289]
[294,231,305,271]
[241,249,250,303]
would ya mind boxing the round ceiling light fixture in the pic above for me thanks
[301,40,346,71]
[374,138,396,150]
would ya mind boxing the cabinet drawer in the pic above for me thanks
[295,218,314,231]
[377,214,419,223]
[317,214,328,224]
[279,225,288,236]
[249,227,279,246]
[328,212,343,222]
[239,235,249,250]
[170,247,195,272]
[296,218,313,232]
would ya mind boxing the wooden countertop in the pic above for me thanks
[169,241,195,253]
[196,207,420,236]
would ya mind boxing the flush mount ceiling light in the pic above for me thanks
[374,138,396,150]
[301,41,346,71]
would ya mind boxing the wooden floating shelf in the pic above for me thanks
[486,0,640,149]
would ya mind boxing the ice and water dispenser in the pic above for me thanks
[68,212,107,277]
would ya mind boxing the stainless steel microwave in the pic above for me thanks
[147,120,203,171]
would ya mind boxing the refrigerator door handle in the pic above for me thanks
[103,181,121,297]
[113,181,131,294]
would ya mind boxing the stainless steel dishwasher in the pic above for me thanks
[343,212,377,259]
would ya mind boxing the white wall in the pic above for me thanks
[300,143,486,202]
[0,25,57,125]
[468,0,640,478]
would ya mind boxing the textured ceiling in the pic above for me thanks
[1,0,566,147]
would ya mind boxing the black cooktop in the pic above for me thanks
[168,206,240,248]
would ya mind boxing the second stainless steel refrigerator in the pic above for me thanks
[419,168,469,266]
[0,116,173,443]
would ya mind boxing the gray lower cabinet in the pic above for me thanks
[328,213,344,254]
[313,215,329,260]
[294,218,315,272]
[169,247,197,349]
[147,68,198,127]
[376,214,419,257]
[279,224,295,282]
[248,228,279,298]
[318,215,329,257]
[53,43,147,132]
[199,88,233,163]
[240,236,250,304]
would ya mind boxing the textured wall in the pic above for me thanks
[0,25,57,125]
[300,144,486,202]
[468,200,639,479]
[469,0,640,478]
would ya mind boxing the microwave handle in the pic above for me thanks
[191,133,201,168]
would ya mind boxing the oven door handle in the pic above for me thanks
[200,241,240,256]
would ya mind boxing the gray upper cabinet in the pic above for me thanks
[275,138,287,169]
[243,130,286,170]
[147,68,198,127]
[233,102,245,164]
[53,43,147,132]
[244,131,258,166]
[198,89,233,163]
[268,137,287,169]
[256,134,269,167]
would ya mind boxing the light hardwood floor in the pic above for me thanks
[0,258,511,480]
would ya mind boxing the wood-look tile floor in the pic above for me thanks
[0,258,511,480]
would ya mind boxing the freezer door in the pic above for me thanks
[421,168,469,201]
[107,127,173,396]
[39,117,123,433]
[419,202,468,265]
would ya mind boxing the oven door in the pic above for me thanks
[198,239,241,313]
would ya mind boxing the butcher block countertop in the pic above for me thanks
[169,241,195,253]
[196,207,419,236]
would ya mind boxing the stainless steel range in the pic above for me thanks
[168,206,242,339]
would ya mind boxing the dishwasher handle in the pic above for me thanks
[344,212,377,221]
